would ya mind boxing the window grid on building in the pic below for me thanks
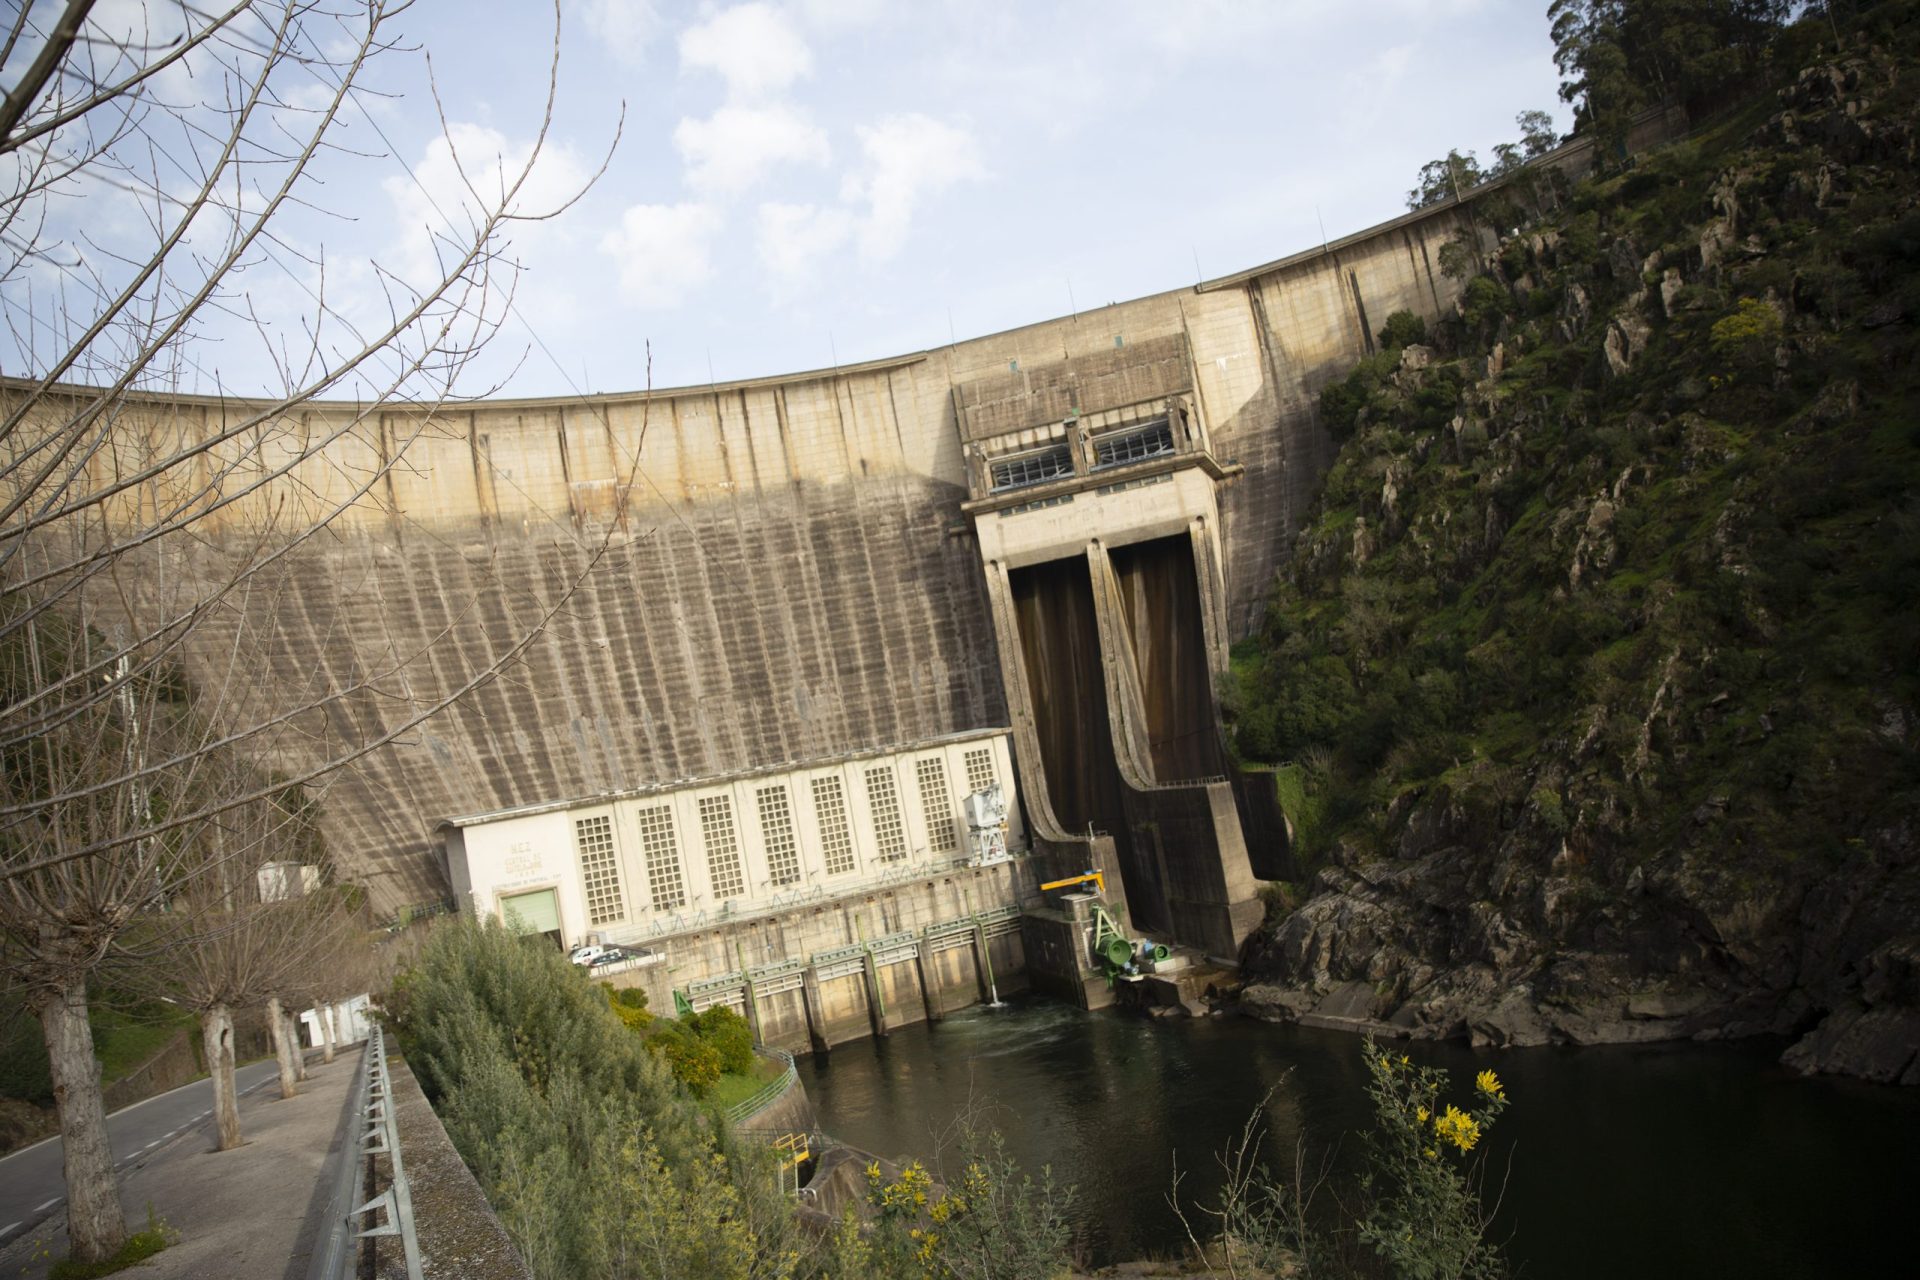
[635,804,687,911]
[698,795,745,900]
[575,814,625,926]
[812,776,857,875]
[989,443,1073,491]
[963,747,996,796]
[865,766,908,861]
[914,757,957,854]
[757,786,802,886]
[1093,418,1175,468]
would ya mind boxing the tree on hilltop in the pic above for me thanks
[1548,0,1793,151]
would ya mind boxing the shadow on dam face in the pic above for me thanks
[1009,554,1169,936]
[1010,535,1289,953]
[1109,535,1228,784]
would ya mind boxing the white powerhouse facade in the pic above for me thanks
[439,730,1025,949]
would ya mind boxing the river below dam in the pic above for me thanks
[794,998,1920,1277]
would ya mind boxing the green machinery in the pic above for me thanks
[1088,901,1170,982]
[1040,867,1173,982]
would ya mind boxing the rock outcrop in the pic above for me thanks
[1236,41,1920,1087]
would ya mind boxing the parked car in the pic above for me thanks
[586,947,628,968]
[568,943,613,966]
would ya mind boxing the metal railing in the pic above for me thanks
[736,1127,830,1199]
[305,1039,372,1280]
[348,1026,423,1280]
[724,1046,798,1127]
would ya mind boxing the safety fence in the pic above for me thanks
[723,1046,798,1127]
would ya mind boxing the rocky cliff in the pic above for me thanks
[1231,24,1920,1085]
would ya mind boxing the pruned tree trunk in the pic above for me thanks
[39,979,127,1263]
[318,1003,336,1065]
[201,1004,241,1151]
[289,1011,309,1081]
[266,996,297,1099]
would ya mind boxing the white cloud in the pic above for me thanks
[756,202,853,283]
[843,114,983,262]
[600,202,723,307]
[675,104,830,195]
[383,122,592,292]
[1372,44,1415,86]
[798,0,885,27]
[679,3,812,100]
[576,0,659,63]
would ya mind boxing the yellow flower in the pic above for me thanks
[1434,1104,1481,1152]
[1416,1106,1430,1123]
[1475,1069,1504,1098]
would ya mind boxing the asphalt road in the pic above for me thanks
[0,1059,282,1245]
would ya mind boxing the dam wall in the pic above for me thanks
[6,140,1649,914]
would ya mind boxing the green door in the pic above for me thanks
[501,888,561,946]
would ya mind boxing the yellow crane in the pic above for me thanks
[1038,869,1105,895]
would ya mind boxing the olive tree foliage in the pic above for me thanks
[0,0,612,1262]
[390,919,809,1280]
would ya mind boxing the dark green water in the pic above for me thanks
[794,998,1920,1277]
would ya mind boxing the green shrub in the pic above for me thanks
[1318,350,1399,441]
[645,1020,723,1094]
[1379,310,1428,351]
[1461,276,1511,332]
[689,1006,755,1076]
[604,985,654,1034]
[388,920,791,1280]
[1171,1042,1512,1278]
[1709,297,1783,366]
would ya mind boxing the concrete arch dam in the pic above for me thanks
[5,149,1641,946]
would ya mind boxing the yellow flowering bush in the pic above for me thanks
[1357,1041,1510,1280]
[843,1126,1071,1280]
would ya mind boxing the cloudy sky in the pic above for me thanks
[13,1,1570,399]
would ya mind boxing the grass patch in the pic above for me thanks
[49,1211,176,1279]
[90,1001,195,1084]
[1272,763,1306,825]
[705,1053,786,1114]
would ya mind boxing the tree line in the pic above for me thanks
[1408,0,1830,216]
[2,0,612,1266]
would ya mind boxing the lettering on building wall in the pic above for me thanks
[502,843,543,883]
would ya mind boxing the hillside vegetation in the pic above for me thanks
[1231,5,1920,1084]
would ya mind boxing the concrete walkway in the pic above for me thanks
[0,1048,363,1280]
